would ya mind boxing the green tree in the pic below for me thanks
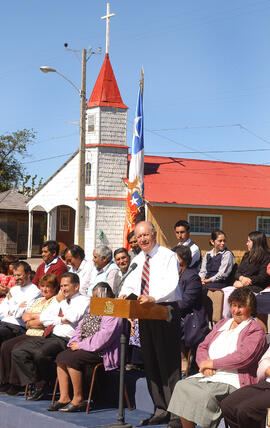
[0,129,42,194]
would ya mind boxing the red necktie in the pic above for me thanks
[141,255,150,295]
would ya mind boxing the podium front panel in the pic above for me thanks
[90,297,168,320]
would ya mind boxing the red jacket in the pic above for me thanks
[33,258,67,286]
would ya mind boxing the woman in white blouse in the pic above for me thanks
[167,288,266,428]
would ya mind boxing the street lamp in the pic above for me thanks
[40,49,87,249]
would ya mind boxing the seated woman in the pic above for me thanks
[167,288,267,428]
[0,273,59,395]
[223,231,270,317]
[234,231,270,292]
[173,245,209,356]
[199,230,235,289]
[221,346,270,428]
[47,282,122,412]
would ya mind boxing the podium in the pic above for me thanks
[90,297,169,428]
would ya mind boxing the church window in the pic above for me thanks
[188,214,222,235]
[85,162,91,185]
[88,115,95,132]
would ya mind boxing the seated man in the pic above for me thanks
[11,272,90,400]
[0,261,41,347]
[33,240,67,286]
[174,220,201,271]
[221,346,270,428]
[65,244,93,296]
[88,246,119,296]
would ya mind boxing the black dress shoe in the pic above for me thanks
[58,401,86,412]
[0,384,10,393]
[6,385,22,396]
[47,401,71,411]
[140,412,170,426]
[28,385,49,401]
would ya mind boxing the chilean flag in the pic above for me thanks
[123,86,144,248]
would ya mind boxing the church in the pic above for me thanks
[26,8,270,260]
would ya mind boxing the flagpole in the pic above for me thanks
[140,66,144,97]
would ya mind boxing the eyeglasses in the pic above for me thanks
[136,233,151,240]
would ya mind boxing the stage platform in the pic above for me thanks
[0,392,164,428]
[0,371,225,428]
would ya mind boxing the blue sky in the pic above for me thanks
[2,0,270,182]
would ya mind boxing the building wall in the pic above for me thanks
[28,155,78,213]
[147,205,270,260]
[0,211,45,256]
[95,199,126,252]
[86,107,127,146]
[97,146,127,198]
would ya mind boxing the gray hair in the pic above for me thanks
[95,245,113,262]
[135,221,156,236]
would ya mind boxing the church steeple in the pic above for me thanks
[87,53,127,109]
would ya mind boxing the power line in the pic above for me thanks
[22,152,73,165]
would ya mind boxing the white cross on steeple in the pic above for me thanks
[101,3,115,54]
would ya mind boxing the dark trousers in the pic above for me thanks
[139,302,181,414]
[11,335,68,386]
[0,321,25,348]
[220,380,270,428]
[0,334,33,385]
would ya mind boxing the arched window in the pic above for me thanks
[85,162,91,185]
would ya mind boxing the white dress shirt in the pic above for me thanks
[40,293,90,338]
[0,283,41,327]
[44,257,59,273]
[69,259,93,296]
[121,244,181,303]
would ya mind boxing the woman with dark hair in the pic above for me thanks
[199,230,235,289]
[47,282,122,412]
[0,273,59,395]
[167,288,267,428]
[233,231,270,292]
[222,231,270,317]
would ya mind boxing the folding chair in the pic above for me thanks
[51,362,131,414]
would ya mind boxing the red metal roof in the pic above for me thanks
[87,54,128,109]
[137,155,270,209]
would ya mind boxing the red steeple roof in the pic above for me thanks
[87,54,128,109]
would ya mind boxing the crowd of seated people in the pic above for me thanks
[1,223,270,427]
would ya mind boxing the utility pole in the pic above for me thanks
[77,48,86,248]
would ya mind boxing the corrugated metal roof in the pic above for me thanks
[141,155,270,209]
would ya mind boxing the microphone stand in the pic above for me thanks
[103,265,137,428]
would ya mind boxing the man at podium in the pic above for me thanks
[120,221,181,426]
